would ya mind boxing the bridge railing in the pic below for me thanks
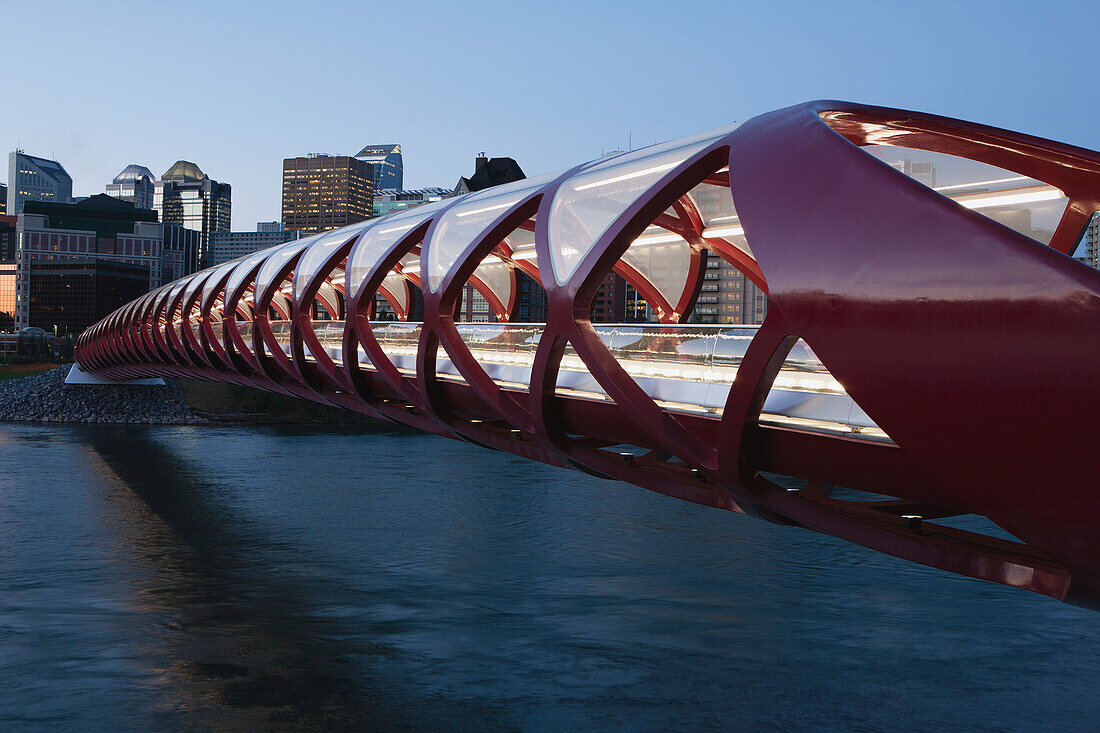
[242,319,877,434]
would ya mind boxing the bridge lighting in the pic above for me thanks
[74,100,1100,610]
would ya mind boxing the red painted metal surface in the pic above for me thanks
[74,101,1100,609]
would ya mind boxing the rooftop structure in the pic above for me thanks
[106,164,157,210]
[282,154,373,234]
[354,144,403,191]
[7,151,73,215]
[154,161,231,268]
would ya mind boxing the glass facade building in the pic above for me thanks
[7,152,73,215]
[15,195,191,330]
[106,164,157,210]
[282,154,374,234]
[154,160,231,269]
[354,144,403,191]
[27,259,148,335]
[0,262,16,331]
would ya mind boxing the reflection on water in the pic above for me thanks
[0,423,1097,730]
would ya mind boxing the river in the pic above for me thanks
[0,423,1096,731]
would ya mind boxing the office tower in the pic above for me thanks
[281,154,374,234]
[355,144,403,191]
[0,214,14,261]
[154,160,231,268]
[0,183,6,214]
[7,151,73,215]
[161,224,201,283]
[106,164,157,210]
[208,222,304,267]
[15,195,172,332]
[1074,213,1100,269]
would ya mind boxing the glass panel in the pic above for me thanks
[235,321,253,355]
[619,232,692,313]
[548,122,739,286]
[369,322,422,375]
[346,199,449,299]
[381,272,408,313]
[255,239,312,297]
[759,339,890,440]
[293,222,372,300]
[425,171,559,291]
[225,248,277,303]
[471,257,512,311]
[686,180,737,227]
[865,146,1067,245]
[226,316,882,438]
[181,271,208,322]
[202,259,238,308]
[267,320,293,357]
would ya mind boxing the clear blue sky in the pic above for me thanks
[4,0,1098,230]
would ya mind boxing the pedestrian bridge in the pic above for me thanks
[75,101,1100,610]
[248,319,885,437]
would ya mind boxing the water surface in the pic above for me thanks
[0,424,1096,730]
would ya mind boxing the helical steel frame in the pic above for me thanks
[76,101,1100,609]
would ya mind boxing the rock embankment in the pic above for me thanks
[0,365,207,424]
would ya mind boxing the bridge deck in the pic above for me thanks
[218,320,890,442]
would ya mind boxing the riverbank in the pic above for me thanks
[0,365,388,425]
[0,365,205,424]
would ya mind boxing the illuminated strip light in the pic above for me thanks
[631,231,686,246]
[708,214,741,223]
[455,199,522,218]
[935,175,1028,192]
[702,224,745,238]
[956,187,1063,210]
[574,161,679,191]
[378,223,417,235]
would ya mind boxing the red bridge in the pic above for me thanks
[75,101,1100,609]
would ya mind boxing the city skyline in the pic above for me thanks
[4,0,1100,230]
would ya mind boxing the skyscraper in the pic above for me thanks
[281,154,374,234]
[7,151,73,215]
[106,164,157,210]
[154,160,231,268]
[354,144,403,191]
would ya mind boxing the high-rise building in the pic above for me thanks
[7,151,73,215]
[208,222,304,267]
[689,256,768,325]
[373,187,450,218]
[355,144,403,191]
[106,164,157,210]
[0,183,6,215]
[162,224,201,283]
[281,154,374,234]
[591,272,626,323]
[154,160,231,269]
[1074,213,1100,270]
[514,271,547,322]
[0,214,15,261]
[15,195,177,332]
